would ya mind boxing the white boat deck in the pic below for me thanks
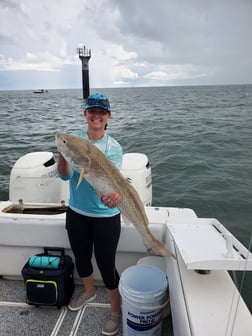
[0,279,173,336]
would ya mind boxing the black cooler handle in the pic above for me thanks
[43,247,65,257]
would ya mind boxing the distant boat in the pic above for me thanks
[33,89,48,94]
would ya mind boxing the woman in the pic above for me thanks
[57,93,122,336]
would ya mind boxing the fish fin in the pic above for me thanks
[122,214,131,226]
[76,170,85,189]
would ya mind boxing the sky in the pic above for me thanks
[0,0,251,90]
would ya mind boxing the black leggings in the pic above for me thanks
[66,207,121,290]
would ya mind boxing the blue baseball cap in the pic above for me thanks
[85,93,111,113]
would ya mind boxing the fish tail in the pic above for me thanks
[144,238,175,258]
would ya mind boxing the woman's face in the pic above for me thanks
[84,108,111,131]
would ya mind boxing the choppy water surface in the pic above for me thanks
[0,85,251,310]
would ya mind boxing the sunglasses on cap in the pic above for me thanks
[86,109,109,116]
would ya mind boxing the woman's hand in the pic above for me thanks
[100,192,121,208]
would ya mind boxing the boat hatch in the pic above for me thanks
[2,204,68,215]
[168,218,252,271]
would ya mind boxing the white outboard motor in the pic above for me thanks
[120,153,152,206]
[9,152,69,203]
[9,152,152,206]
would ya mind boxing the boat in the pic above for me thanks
[0,151,251,336]
[33,89,48,94]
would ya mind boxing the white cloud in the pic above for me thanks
[144,71,183,81]
[117,67,138,79]
[113,80,130,86]
[0,51,77,72]
[143,64,210,82]
[135,62,146,68]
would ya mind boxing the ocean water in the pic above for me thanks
[0,85,251,311]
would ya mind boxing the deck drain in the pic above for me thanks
[19,309,30,316]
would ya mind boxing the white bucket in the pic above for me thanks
[137,256,170,319]
[119,264,168,336]
[137,256,166,274]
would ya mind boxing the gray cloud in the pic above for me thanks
[97,0,252,64]
[0,0,251,89]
